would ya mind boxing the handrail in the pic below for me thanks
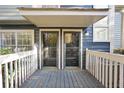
[86,49,124,88]
[0,50,38,88]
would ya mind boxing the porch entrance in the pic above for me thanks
[41,31,59,66]
[40,29,83,69]
[64,32,80,66]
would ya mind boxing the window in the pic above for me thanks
[93,17,109,42]
[0,30,34,53]
[93,5,109,9]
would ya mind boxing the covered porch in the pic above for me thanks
[0,7,120,88]
[0,49,124,88]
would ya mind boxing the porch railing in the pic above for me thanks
[0,50,37,88]
[86,49,124,88]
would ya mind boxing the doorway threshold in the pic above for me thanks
[65,67,80,70]
[42,66,58,71]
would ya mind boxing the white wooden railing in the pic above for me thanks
[86,49,124,88]
[0,50,37,88]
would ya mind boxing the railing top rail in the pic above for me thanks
[86,50,124,64]
[0,50,34,65]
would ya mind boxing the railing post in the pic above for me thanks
[0,65,3,88]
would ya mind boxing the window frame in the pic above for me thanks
[0,29,34,52]
[93,16,110,42]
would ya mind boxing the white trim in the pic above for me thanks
[39,31,42,69]
[58,30,61,69]
[39,29,61,69]
[20,11,108,16]
[62,30,64,69]
[0,29,33,32]
[40,29,60,32]
[80,30,83,70]
[62,29,83,69]
[62,29,82,32]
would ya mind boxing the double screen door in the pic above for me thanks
[39,29,83,69]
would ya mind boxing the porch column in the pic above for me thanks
[34,28,40,69]
[109,6,115,53]
[121,12,124,48]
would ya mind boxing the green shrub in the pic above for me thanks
[0,48,13,55]
[113,48,124,55]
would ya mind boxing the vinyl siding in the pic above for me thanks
[114,12,121,48]
[83,27,110,52]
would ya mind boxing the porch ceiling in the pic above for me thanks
[18,8,109,27]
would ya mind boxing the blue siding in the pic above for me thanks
[60,5,93,8]
[114,12,121,48]
[83,27,110,52]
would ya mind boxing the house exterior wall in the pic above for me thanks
[83,27,110,52]
[114,12,121,48]
[0,5,114,53]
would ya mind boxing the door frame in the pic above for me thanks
[62,29,83,70]
[39,29,61,69]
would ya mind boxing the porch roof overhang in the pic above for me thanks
[18,8,109,27]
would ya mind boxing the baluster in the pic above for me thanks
[10,61,13,88]
[21,58,24,83]
[114,62,118,88]
[18,59,22,86]
[29,56,31,75]
[102,58,105,85]
[93,55,95,76]
[86,52,89,70]
[28,56,30,77]
[26,57,28,79]
[91,55,93,74]
[109,60,113,88]
[119,63,124,88]
[99,57,102,82]
[95,56,98,80]
[92,55,94,76]
[27,56,29,78]
[93,56,96,76]
[15,60,18,88]
[0,65,3,88]
[90,55,92,74]
[31,55,33,74]
[24,57,26,80]
[5,63,9,88]
[105,60,108,88]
